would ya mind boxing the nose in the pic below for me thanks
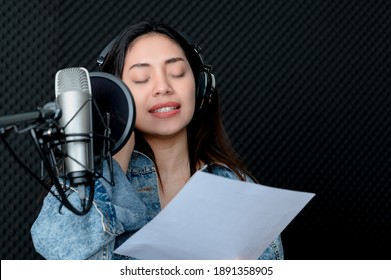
[152,73,173,96]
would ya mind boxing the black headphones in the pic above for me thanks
[96,31,216,112]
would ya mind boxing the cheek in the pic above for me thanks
[131,95,145,128]
[122,79,146,129]
[131,93,142,110]
[125,83,144,113]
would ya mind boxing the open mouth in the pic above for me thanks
[151,106,179,113]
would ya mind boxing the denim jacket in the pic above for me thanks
[31,151,284,260]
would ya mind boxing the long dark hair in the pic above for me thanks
[102,21,256,182]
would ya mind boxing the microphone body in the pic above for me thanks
[55,67,94,208]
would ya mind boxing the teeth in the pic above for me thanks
[153,107,177,113]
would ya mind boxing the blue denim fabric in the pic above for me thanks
[31,151,284,260]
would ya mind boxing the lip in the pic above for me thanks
[149,102,181,118]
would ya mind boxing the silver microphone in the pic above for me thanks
[55,67,94,209]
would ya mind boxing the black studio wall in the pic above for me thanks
[1,0,390,259]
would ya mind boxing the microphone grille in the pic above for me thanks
[55,67,91,97]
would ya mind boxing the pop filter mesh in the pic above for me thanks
[90,72,135,156]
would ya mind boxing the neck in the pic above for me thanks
[144,129,191,207]
[144,129,191,186]
[144,129,188,172]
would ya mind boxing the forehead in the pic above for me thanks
[126,33,186,60]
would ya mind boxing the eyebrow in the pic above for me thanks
[129,57,185,71]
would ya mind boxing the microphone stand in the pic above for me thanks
[0,101,115,216]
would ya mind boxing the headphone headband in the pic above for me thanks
[97,38,116,68]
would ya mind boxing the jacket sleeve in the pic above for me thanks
[258,234,284,260]
[30,162,126,260]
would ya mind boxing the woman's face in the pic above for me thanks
[121,33,196,139]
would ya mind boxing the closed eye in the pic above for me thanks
[133,78,150,84]
[171,72,185,78]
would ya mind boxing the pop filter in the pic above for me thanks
[90,72,135,157]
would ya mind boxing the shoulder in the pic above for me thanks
[129,151,155,174]
[204,163,254,183]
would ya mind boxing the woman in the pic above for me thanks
[31,21,284,260]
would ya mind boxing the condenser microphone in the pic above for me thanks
[55,67,94,209]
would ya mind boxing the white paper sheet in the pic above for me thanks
[114,171,315,260]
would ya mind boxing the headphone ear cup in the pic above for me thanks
[196,72,208,110]
[196,71,216,112]
[196,72,209,110]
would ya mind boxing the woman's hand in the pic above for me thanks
[112,132,135,173]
